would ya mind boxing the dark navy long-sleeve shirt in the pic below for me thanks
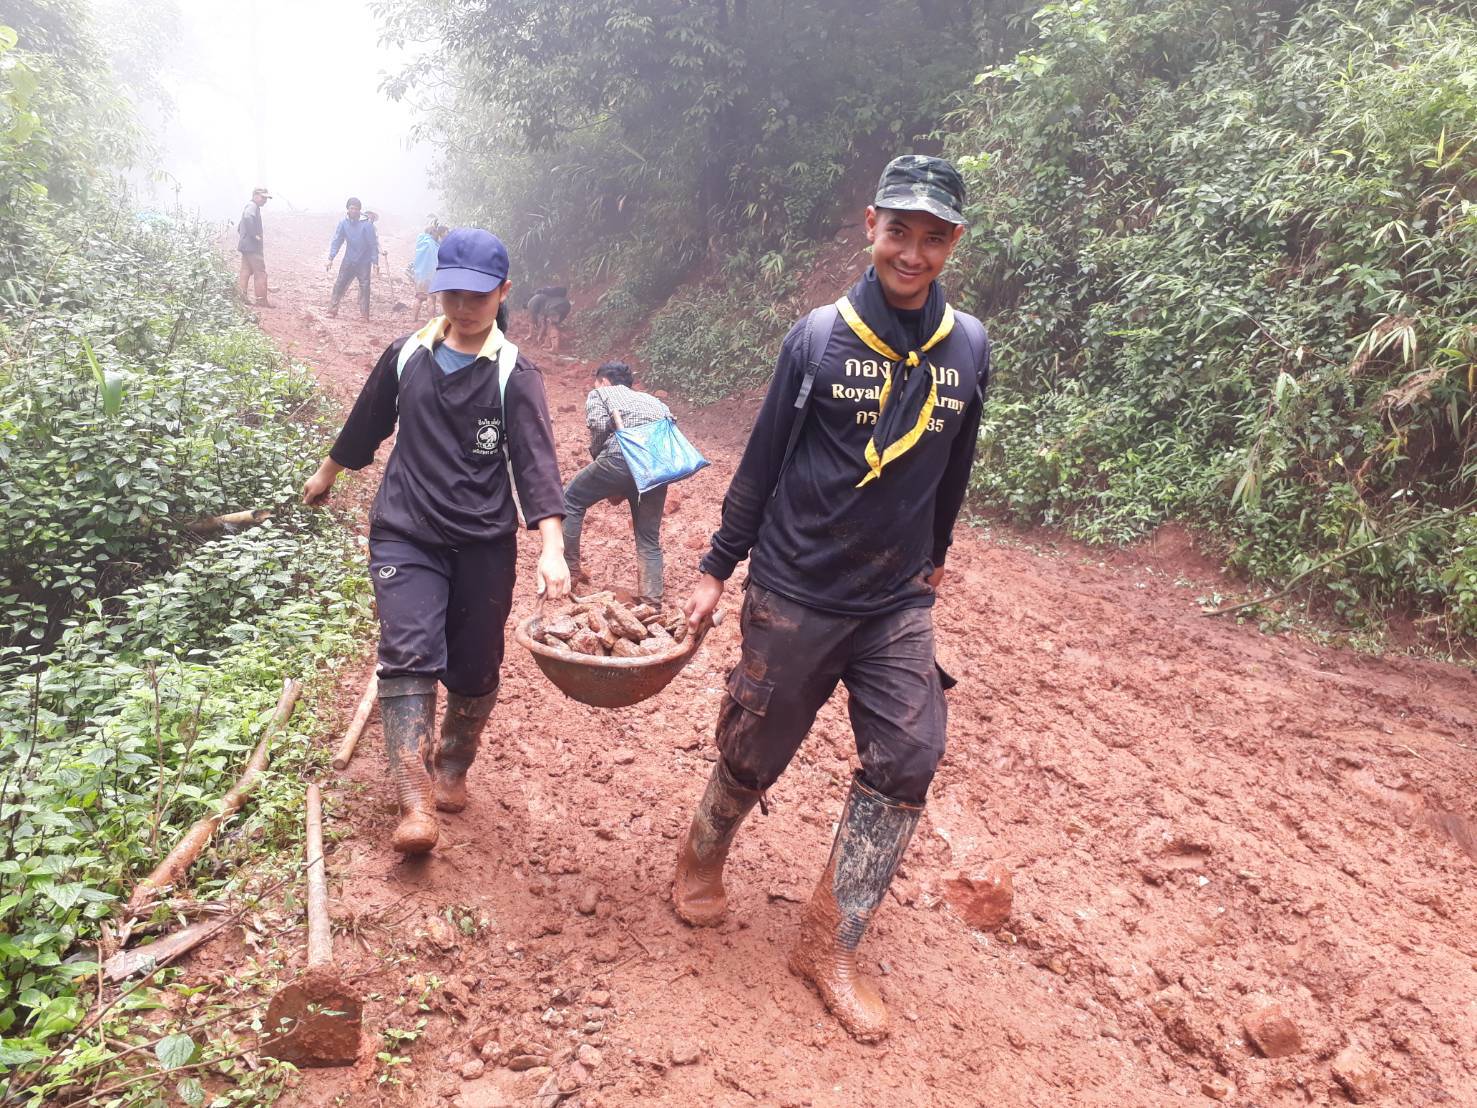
[330,328,565,546]
[238,202,263,254]
[700,307,989,616]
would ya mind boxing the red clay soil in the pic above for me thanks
[221,214,1476,1106]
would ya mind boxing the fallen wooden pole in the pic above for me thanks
[304,785,331,968]
[127,678,302,914]
[183,508,272,535]
[263,784,361,1067]
[331,672,378,770]
[102,917,232,984]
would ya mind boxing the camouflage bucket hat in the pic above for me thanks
[873,154,967,225]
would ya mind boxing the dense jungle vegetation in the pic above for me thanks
[397,0,1477,637]
[951,0,1477,633]
[0,2,367,1099]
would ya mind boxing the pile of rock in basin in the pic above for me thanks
[531,592,689,659]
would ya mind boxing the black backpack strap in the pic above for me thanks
[772,303,838,497]
[951,309,991,405]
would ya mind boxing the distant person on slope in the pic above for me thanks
[301,228,570,855]
[365,210,387,277]
[562,361,673,606]
[325,196,379,319]
[526,285,572,350]
[412,219,448,318]
[673,155,991,1043]
[237,186,272,307]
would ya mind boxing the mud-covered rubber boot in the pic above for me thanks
[788,773,922,1043]
[673,758,763,926]
[379,677,439,854]
[431,687,497,813]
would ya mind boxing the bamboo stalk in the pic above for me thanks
[183,508,272,535]
[330,673,378,771]
[1204,498,1477,619]
[305,785,331,968]
[127,678,302,914]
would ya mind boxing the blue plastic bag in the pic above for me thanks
[614,417,709,494]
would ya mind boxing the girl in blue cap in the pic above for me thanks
[302,227,570,855]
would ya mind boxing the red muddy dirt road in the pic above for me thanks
[236,213,1476,1107]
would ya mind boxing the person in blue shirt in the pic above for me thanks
[326,196,380,319]
[412,219,448,319]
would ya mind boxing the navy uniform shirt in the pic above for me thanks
[330,325,564,547]
[700,305,989,617]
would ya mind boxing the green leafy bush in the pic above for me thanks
[0,11,371,1099]
[949,0,1477,631]
[638,234,816,402]
[0,208,324,664]
[380,0,1007,284]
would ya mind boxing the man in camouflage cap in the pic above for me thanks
[673,153,991,1042]
[871,152,968,224]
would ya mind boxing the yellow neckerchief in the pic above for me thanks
[836,295,956,487]
[405,315,505,362]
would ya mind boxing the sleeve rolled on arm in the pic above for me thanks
[328,341,403,470]
[698,322,807,581]
[584,389,612,433]
[507,365,566,528]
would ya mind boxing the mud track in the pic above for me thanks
[225,213,1477,1106]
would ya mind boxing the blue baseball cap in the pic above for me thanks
[430,228,510,294]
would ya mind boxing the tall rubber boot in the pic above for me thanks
[378,676,439,854]
[788,773,922,1043]
[672,758,763,926]
[430,687,497,813]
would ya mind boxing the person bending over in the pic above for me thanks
[561,361,672,605]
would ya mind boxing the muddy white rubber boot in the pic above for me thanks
[430,687,497,813]
[788,773,921,1043]
[378,677,439,854]
[672,758,763,926]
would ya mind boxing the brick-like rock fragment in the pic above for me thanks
[940,864,1014,930]
[669,1041,701,1066]
[1332,1046,1381,1103]
[1200,1075,1233,1100]
[1243,1003,1302,1058]
[604,602,648,641]
[569,629,602,655]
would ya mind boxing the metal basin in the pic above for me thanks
[513,611,721,709]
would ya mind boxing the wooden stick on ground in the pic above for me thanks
[331,673,378,771]
[126,677,302,915]
[183,508,272,535]
[305,785,331,968]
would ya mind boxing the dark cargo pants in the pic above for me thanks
[368,531,516,697]
[330,259,373,317]
[715,582,948,804]
[562,450,666,601]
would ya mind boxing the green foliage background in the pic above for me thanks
[377,0,1024,282]
[385,0,1477,634]
[948,0,1477,631]
[0,8,368,1100]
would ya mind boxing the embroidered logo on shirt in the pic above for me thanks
[377,565,397,579]
[473,418,503,456]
